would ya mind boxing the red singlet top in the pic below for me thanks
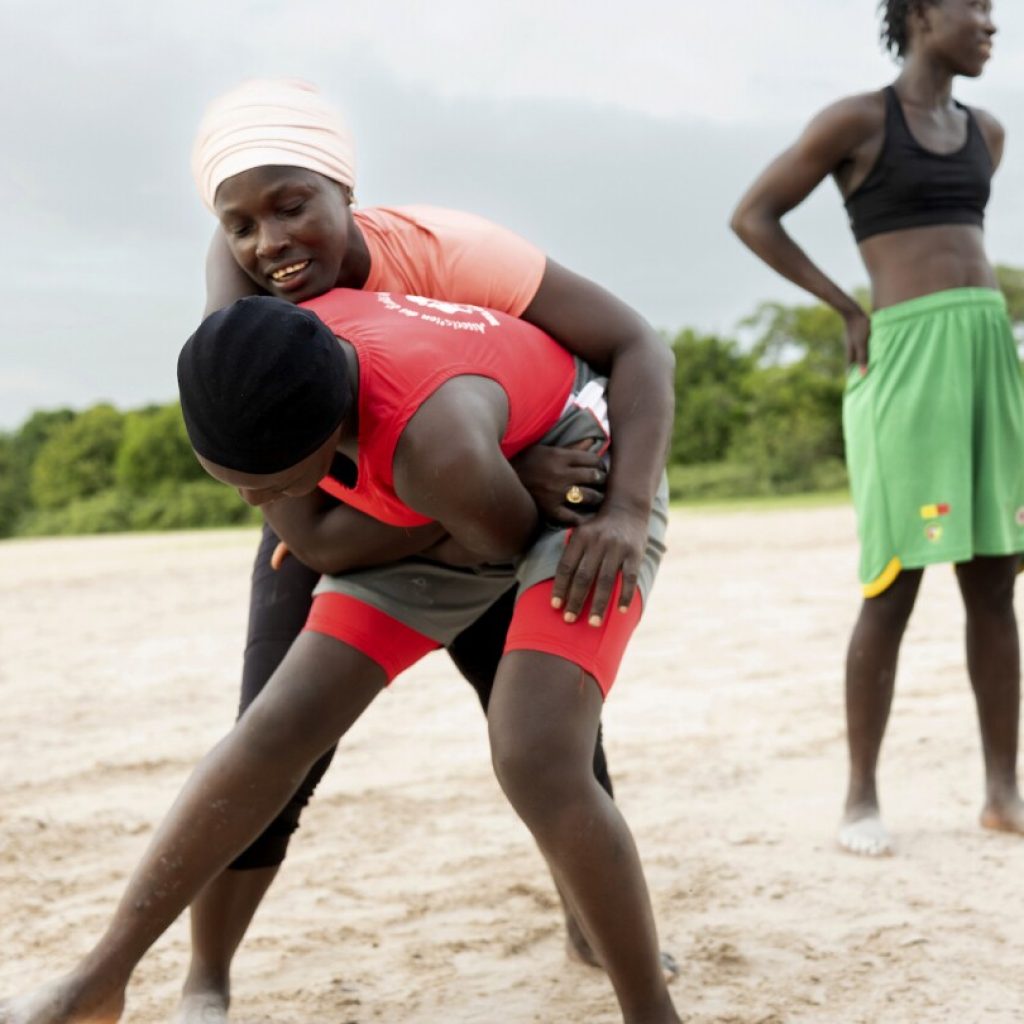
[301,289,576,527]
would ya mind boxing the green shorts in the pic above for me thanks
[843,287,1024,597]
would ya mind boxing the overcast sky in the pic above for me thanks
[3,0,1023,429]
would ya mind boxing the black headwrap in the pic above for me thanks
[178,296,351,473]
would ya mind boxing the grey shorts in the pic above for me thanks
[313,359,668,645]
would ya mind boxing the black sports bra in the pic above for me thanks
[844,86,993,243]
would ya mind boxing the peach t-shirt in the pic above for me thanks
[354,205,546,316]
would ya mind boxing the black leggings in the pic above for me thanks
[230,521,614,870]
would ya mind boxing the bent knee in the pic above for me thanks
[490,733,592,813]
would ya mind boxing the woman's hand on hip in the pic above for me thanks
[844,307,871,371]
[550,502,648,627]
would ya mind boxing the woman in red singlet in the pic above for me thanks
[176,80,676,1021]
[731,0,1024,856]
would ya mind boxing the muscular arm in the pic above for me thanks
[393,377,539,563]
[519,260,673,620]
[261,488,445,576]
[730,94,882,325]
[523,259,672,518]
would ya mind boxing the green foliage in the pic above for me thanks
[6,269,1024,532]
[125,481,260,531]
[667,461,767,501]
[7,398,258,538]
[669,330,751,465]
[116,403,206,494]
[18,489,135,536]
[0,436,20,537]
[30,404,125,511]
[668,459,847,502]
[10,408,76,480]
[17,482,259,537]
[719,296,848,495]
[741,298,849,377]
[0,408,76,533]
[727,362,845,493]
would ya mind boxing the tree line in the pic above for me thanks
[3,266,1022,539]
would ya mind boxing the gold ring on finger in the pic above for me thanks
[565,485,584,505]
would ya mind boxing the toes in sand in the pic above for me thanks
[838,813,894,857]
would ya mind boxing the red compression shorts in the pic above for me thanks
[304,593,440,680]
[503,579,641,697]
[303,580,642,697]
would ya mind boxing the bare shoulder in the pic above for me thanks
[788,91,887,175]
[969,105,1003,132]
[399,378,506,469]
[967,105,1005,168]
[805,90,886,144]
[394,377,509,519]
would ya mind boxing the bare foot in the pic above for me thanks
[0,978,124,1024]
[171,992,229,1024]
[980,793,1024,835]
[838,812,894,857]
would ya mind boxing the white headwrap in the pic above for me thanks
[191,78,356,212]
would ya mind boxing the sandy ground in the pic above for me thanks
[1,506,1023,1024]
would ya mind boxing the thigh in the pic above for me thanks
[240,630,387,762]
[955,554,1019,615]
[504,579,643,698]
[488,650,604,767]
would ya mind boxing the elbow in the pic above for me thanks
[643,336,675,393]
[729,203,752,243]
[469,535,524,564]
[627,328,675,377]
[730,202,777,251]
[280,538,343,577]
[460,519,536,564]
[303,553,342,576]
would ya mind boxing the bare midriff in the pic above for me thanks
[859,223,996,311]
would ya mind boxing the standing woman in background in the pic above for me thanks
[731,0,1024,856]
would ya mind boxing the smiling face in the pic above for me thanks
[196,425,343,507]
[910,0,996,76]
[213,166,360,303]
